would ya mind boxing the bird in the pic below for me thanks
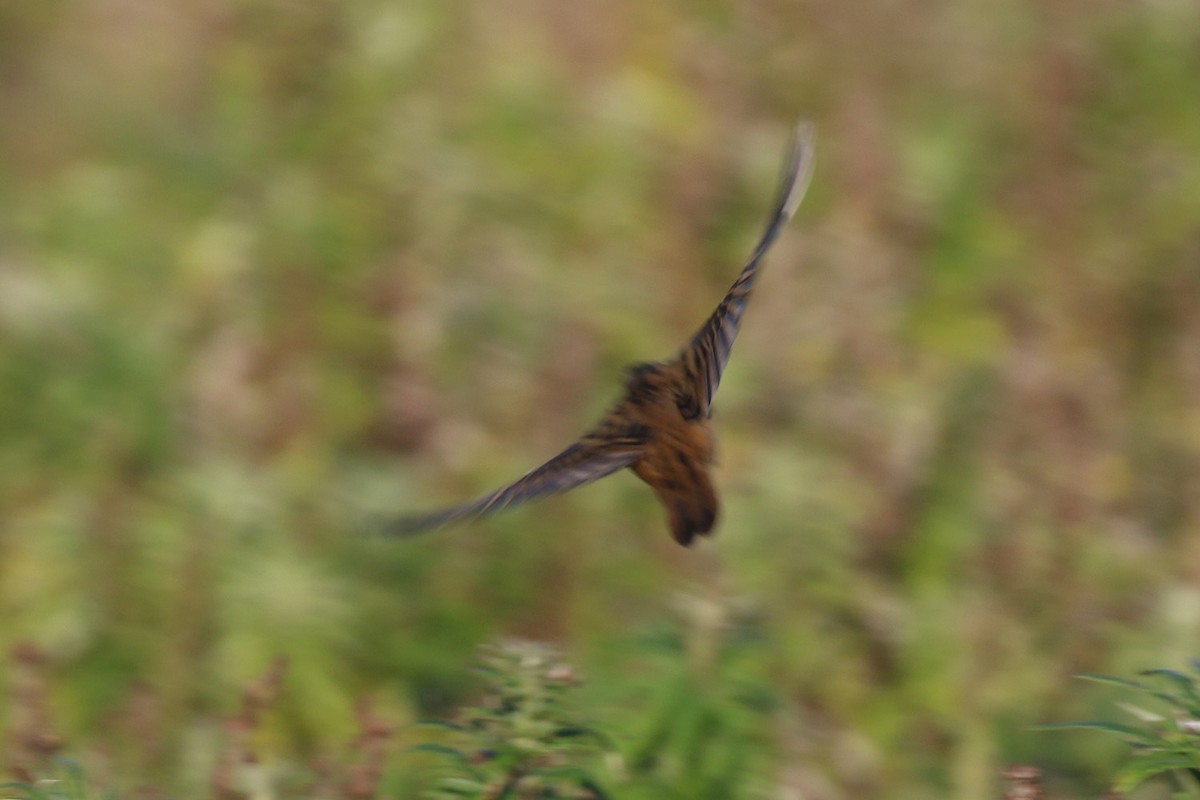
[390,121,816,546]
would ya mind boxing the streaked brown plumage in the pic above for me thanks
[392,122,816,545]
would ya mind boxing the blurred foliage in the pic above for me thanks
[2,760,106,800]
[414,641,613,799]
[2,0,1200,797]
[1041,666,1200,796]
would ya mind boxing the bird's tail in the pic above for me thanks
[659,473,719,547]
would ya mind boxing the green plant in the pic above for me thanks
[1039,664,1200,795]
[414,640,616,799]
[1,760,113,800]
[617,594,777,800]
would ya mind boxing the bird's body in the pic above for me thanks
[619,362,719,545]
[392,122,816,545]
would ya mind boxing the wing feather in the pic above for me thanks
[385,418,646,535]
[680,121,816,416]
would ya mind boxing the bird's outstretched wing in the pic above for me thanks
[386,414,649,535]
[677,121,816,419]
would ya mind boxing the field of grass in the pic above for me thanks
[2,0,1200,797]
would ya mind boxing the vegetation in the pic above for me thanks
[2,0,1200,797]
[414,641,613,799]
[1040,666,1200,796]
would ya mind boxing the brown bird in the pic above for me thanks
[392,122,815,545]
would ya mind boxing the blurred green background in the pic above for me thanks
[2,0,1200,797]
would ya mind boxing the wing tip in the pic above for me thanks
[359,507,456,539]
[780,119,817,220]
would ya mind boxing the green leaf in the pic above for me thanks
[1115,750,1200,792]
[1077,672,1150,691]
[1143,669,1200,712]
[1033,720,1162,744]
[1117,701,1171,726]
[1076,673,1194,712]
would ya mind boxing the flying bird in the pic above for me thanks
[391,122,816,545]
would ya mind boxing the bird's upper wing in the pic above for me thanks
[677,121,816,418]
[385,414,648,535]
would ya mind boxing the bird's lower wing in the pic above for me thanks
[384,440,643,536]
